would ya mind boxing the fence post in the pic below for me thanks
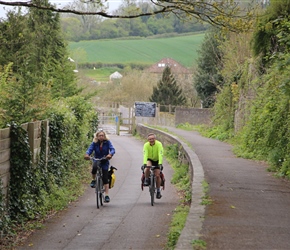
[42,120,49,166]
[128,107,132,133]
[28,121,42,164]
[115,116,120,136]
[27,122,35,162]
[0,127,11,200]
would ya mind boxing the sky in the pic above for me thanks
[0,0,123,18]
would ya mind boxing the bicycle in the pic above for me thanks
[141,165,165,206]
[90,156,107,209]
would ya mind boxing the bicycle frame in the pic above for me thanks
[141,165,158,206]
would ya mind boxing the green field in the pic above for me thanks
[69,33,205,68]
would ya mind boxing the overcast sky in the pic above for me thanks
[0,0,123,18]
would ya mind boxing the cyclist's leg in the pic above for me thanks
[143,160,152,186]
[153,165,162,199]
[92,161,99,176]
[90,161,98,187]
[102,169,110,202]
[145,159,153,178]
[154,167,161,189]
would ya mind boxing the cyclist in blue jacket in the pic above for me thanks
[84,130,115,203]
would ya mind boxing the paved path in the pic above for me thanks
[14,127,290,250]
[163,127,290,250]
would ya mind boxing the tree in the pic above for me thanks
[0,63,51,126]
[150,66,186,111]
[194,28,224,108]
[0,11,28,70]
[0,0,79,99]
[0,0,257,32]
[60,1,207,41]
[0,0,82,126]
[61,0,105,40]
[60,17,83,41]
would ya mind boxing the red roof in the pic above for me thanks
[146,58,191,74]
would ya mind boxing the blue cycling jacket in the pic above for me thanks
[86,140,115,170]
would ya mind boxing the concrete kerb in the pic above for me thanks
[175,142,205,250]
[135,124,205,249]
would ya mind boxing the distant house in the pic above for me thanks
[110,71,123,81]
[146,58,191,75]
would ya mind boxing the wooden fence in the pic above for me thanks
[0,121,49,199]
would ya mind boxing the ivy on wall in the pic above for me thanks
[9,122,37,221]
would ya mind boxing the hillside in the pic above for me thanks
[68,33,205,68]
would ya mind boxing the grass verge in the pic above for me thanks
[164,144,191,250]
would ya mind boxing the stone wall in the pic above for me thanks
[135,112,175,127]
[175,107,213,126]
[135,107,212,127]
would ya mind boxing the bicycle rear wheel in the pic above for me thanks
[150,175,155,206]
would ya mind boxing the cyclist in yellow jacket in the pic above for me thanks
[143,133,164,199]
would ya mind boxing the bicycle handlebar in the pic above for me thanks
[89,156,118,171]
[90,156,107,161]
[141,165,163,171]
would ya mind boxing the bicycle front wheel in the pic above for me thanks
[99,178,104,206]
[95,176,101,209]
[150,175,155,206]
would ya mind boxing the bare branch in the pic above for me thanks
[0,0,256,31]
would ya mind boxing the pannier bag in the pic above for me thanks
[141,169,165,190]
[160,171,165,188]
[108,166,117,189]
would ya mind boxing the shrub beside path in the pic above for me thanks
[163,127,290,250]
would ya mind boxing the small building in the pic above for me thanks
[110,71,123,81]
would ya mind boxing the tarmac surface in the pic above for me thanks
[14,126,290,250]
[163,127,290,250]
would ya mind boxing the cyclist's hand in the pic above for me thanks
[84,154,90,160]
[106,154,112,160]
[158,164,163,170]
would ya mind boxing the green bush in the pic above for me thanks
[234,56,290,178]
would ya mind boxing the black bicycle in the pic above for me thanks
[90,156,106,208]
[141,165,165,206]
